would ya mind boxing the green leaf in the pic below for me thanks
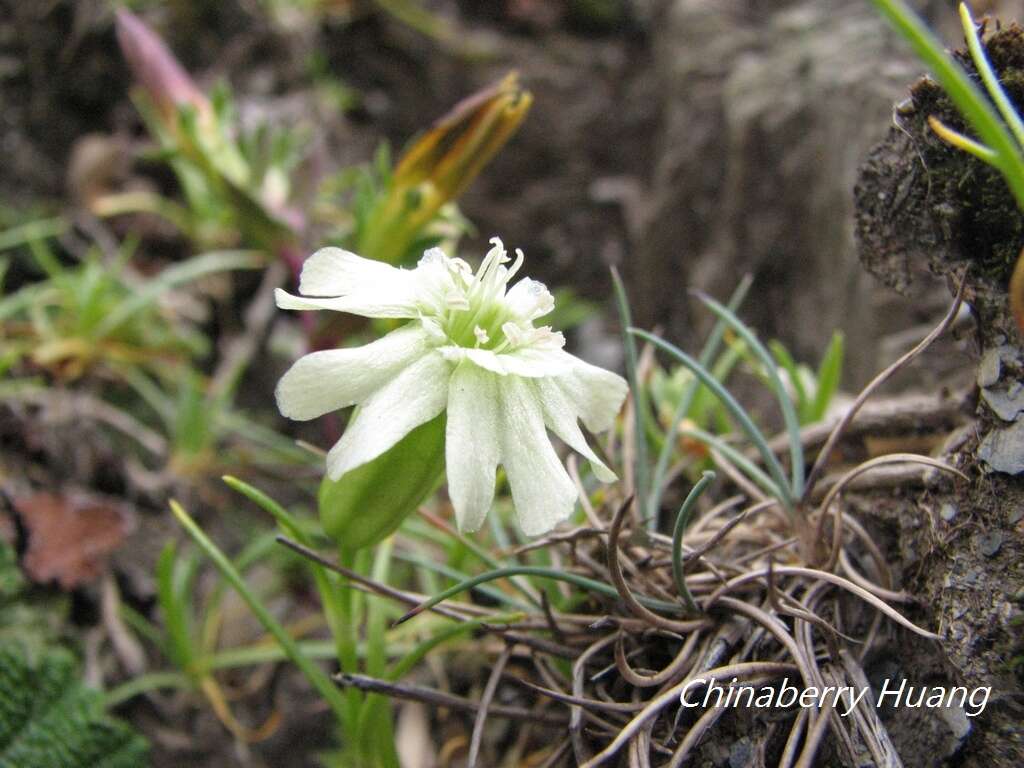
[94,249,262,340]
[0,643,148,768]
[810,331,844,423]
[692,292,804,495]
[768,339,807,411]
[319,414,446,553]
[630,328,795,510]
[610,267,651,526]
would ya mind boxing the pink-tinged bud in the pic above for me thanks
[115,8,210,123]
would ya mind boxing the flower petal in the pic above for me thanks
[275,326,430,421]
[445,362,500,532]
[497,376,578,536]
[276,247,425,319]
[326,351,450,479]
[551,355,628,433]
[533,378,617,482]
[298,247,403,296]
[275,288,421,319]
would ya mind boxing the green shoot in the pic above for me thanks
[611,267,651,526]
[671,471,715,615]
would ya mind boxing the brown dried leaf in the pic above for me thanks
[14,492,134,589]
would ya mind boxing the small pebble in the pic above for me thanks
[978,421,1024,475]
[978,532,1005,557]
[940,503,958,522]
[980,383,1024,421]
[977,348,1002,388]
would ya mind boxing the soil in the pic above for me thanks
[854,21,1024,768]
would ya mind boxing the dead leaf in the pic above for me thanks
[13,492,134,589]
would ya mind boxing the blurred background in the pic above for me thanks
[8,0,1019,384]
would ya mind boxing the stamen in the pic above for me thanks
[502,321,524,348]
[506,248,525,281]
[473,326,490,346]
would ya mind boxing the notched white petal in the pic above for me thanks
[275,287,420,319]
[552,355,628,434]
[299,247,398,296]
[446,363,500,532]
[275,326,430,421]
[497,376,578,537]
[533,378,617,482]
[326,352,450,480]
[279,247,438,319]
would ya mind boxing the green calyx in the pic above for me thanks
[318,413,446,553]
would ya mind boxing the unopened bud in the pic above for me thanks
[115,9,211,125]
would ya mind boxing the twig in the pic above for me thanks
[468,645,512,768]
[801,271,967,500]
[816,453,967,570]
[512,677,645,713]
[613,630,701,688]
[572,634,618,763]
[683,499,768,565]
[15,388,167,455]
[334,673,567,726]
[578,661,798,767]
[778,708,809,768]
[705,566,938,639]
[276,536,479,621]
[668,704,726,766]
[607,499,711,633]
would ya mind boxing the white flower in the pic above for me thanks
[275,238,628,536]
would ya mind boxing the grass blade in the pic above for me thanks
[870,0,1024,205]
[809,331,844,423]
[169,499,351,723]
[671,471,715,615]
[394,565,685,626]
[959,2,1024,148]
[677,426,781,501]
[630,328,794,509]
[649,275,752,515]
[691,291,805,496]
[95,250,263,339]
[611,267,651,526]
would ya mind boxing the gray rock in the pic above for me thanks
[981,381,1024,421]
[978,420,1024,475]
[634,0,958,387]
[977,347,1003,388]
